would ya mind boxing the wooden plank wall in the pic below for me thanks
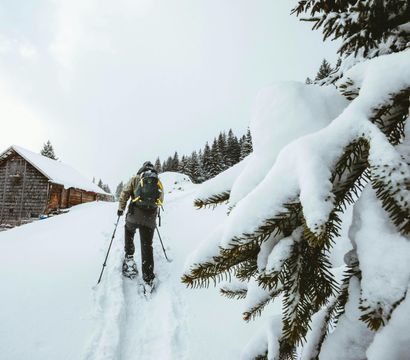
[46,187,101,211]
[67,189,97,207]
[0,153,49,225]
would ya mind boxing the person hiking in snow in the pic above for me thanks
[117,161,164,290]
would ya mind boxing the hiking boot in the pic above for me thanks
[144,277,157,294]
[122,255,138,279]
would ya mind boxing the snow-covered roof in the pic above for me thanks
[0,145,109,195]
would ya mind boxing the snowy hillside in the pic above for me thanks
[0,173,263,360]
[159,171,194,195]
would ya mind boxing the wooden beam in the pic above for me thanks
[0,160,9,223]
[18,161,28,225]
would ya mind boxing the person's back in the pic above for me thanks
[117,161,164,292]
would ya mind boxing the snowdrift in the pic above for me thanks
[0,172,261,360]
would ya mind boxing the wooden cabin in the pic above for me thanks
[0,145,113,226]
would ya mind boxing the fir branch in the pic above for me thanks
[181,240,261,288]
[220,286,248,300]
[303,299,337,360]
[254,353,268,360]
[338,78,360,100]
[359,283,408,331]
[281,239,337,347]
[194,191,231,209]
[333,262,361,324]
[371,161,410,235]
[243,287,283,322]
[278,340,297,360]
[236,258,259,282]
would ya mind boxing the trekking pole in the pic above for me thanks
[97,216,121,284]
[156,226,171,262]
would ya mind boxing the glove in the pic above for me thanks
[117,209,124,217]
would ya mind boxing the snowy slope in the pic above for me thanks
[0,173,264,360]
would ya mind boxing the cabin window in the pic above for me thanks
[8,209,13,214]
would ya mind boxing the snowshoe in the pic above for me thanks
[143,277,158,296]
[122,255,138,279]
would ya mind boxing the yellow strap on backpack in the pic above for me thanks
[131,196,141,203]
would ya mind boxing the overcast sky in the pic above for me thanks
[0,0,339,189]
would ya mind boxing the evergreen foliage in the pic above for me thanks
[187,151,203,184]
[240,128,253,160]
[183,3,410,358]
[40,140,58,160]
[171,152,180,172]
[115,181,124,200]
[315,59,333,81]
[292,0,410,79]
[97,179,111,194]
[154,157,162,173]
[156,128,253,183]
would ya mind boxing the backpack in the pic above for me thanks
[131,171,163,210]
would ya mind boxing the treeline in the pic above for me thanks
[155,128,252,183]
[94,178,111,194]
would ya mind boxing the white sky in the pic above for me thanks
[0,0,339,190]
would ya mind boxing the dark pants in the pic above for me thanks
[125,223,155,282]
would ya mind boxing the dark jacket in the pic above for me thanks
[118,169,164,229]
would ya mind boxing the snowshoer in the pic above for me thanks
[117,161,164,291]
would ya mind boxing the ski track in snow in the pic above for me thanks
[83,192,190,360]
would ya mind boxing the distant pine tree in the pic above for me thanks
[217,132,228,170]
[40,140,58,160]
[225,129,241,167]
[240,128,253,160]
[171,152,180,172]
[201,142,213,180]
[115,181,124,200]
[187,151,203,183]
[315,59,333,82]
[178,155,189,174]
[164,156,173,172]
[154,157,162,173]
[305,77,313,84]
[209,138,223,178]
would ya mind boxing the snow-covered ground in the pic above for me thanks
[0,172,265,360]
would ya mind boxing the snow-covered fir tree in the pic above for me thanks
[40,140,58,160]
[217,132,228,170]
[315,59,333,82]
[183,2,410,359]
[154,157,162,173]
[171,152,180,172]
[155,129,250,183]
[209,138,223,178]
[187,151,203,184]
[240,128,253,160]
[225,129,241,167]
[178,155,189,175]
[163,156,173,172]
[201,142,213,180]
